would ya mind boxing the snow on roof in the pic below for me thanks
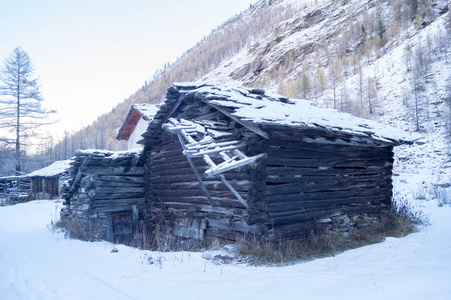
[132,104,160,120]
[74,148,143,159]
[117,104,160,141]
[27,160,72,178]
[170,82,414,145]
[0,175,28,180]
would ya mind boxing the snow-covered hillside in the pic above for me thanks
[205,0,451,190]
[1,197,450,299]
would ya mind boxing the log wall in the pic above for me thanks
[146,133,258,241]
[61,150,145,243]
[0,176,31,205]
[31,177,61,199]
[143,87,267,241]
[143,87,397,242]
[261,127,394,238]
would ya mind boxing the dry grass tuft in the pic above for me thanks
[58,215,103,241]
[229,210,418,266]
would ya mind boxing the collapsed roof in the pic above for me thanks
[141,82,413,146]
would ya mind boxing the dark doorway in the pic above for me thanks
[111,211,134,244]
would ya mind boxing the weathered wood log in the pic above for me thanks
[149,158,209,172]
[149,172,248,184]
[266,195,388,212]
[148,166,196,177]
[265,173,389,184]
[93,192,145,200]
[265,179,391,196]
[93,198,146,206]
[150,179,249,192]
[95,187,145,194]
[265,157,392,168]
[150,149,187,161]
[148,161,192,173]
[149,161,247,179]
[149,135,181,150]
[97,175,145,183]
[150,188,246,199]
[192,110,223,122]
[156,201,247,214]
[95,205,146,214]
[81,166,145,176]
[67,156,91,196]
[265,146,392,160]
[95,181,144,188]
[265,166,392,176]
[265,187,392,203]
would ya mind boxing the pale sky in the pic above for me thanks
[0,0,256,140]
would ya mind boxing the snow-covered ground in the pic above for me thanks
[1,196,450,300]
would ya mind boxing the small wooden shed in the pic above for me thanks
[141,82,411,241]
[61,149,146,243]
[116,104,159,149]
[0,175,31,204]
[27,160,71,200]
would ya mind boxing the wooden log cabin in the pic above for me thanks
[27,160,71,200]
[140,82,412,241]
[61,149,146,244]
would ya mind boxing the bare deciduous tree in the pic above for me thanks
[0,47,55,172]
[366,76,377,114]
[329,56,342,110]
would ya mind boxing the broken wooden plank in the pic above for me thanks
[205,153,266,176]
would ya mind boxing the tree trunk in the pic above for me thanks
[15,85,21,173]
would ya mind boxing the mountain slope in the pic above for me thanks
[54,0,450,162]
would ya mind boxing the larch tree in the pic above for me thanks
[363,39,373,64]
[446,73,451,135]
[409,44,425,131]
[356,48,364,111]
[329,55,342,110]
[366,76,377,114]
[317,66,327,100]
[300,72,311,100]
[0,47,55,173]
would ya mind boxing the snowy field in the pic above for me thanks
[1,195,450,300]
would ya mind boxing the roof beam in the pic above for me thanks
[207,103,269,139]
